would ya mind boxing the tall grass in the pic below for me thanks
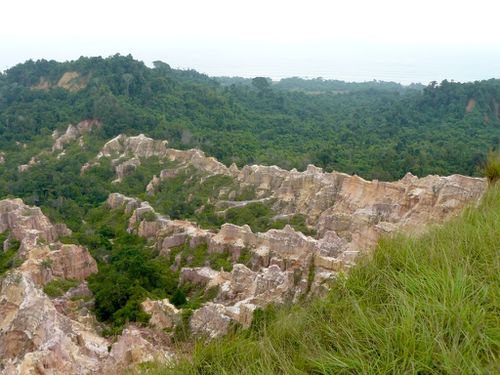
[151,186,500,374]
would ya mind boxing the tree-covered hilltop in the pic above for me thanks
[215,75,425,93]
[1,54,500,180]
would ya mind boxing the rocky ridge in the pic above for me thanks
[0,198,172,374]
[1,131,489,371]
[96,134,486,338]
[96,134,487,251]
[52,119,101,153]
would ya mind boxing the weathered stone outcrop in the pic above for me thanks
[85,134,230,183]
[98,134,169,160]
[0,198,71,246]
[17,157,38,173]
[164,148,229,176]
[106,193,214,254]
[106,192,142,214]
[32,71,89,92]
[101,327,172,374]
[98,135,487,340]
[235,165,486,251]
[189,303,232,339]
[0,198,172,374]
[141,298,181,330]
[19,243,98,286]
[0,272,109,375]
[52,119,101,152]
[94,136,487,253]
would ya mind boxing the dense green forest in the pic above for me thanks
[215,75,425,93]
[1,54,499,182]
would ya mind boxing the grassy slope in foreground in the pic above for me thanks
[152,185,499,375]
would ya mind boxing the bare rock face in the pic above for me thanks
[0,198,173,374]
[116,196,213,254]
[19,243,98,286]
[109,167,486,339]
[98,134,169,159]
[106,192,141,214]
[114,157,141,182]
[164,148,229,176]
[0,198,105,374]
[0,272,109,375]
[236,166,486,250]
[0,198,71,246]
[180,267,225,287]
[85,133,231,182]
[52,119,101,152]
[97,133,487,342]
[17,157,38,173]
[102,327,173,374]
[141,298,181,330]
[96,136,486,260]
[189,303,232,339]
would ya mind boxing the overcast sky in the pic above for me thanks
[1,0,499,83]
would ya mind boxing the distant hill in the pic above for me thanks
[215,75,425,93]
[1,54,499,180]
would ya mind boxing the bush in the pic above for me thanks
[483,151,500,183]
[43,278,79,298]
[0,231,22,276]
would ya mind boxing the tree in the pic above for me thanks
[252,77,271,92]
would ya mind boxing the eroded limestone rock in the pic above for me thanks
[102,327,173,374]
[0,197,173,374]
[0,272,109,375]
[52,119,101,152]
[141,298,181,330]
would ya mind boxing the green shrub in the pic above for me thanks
[483,151,500,183]
[170,288,187,307]
[141,210,157,222]
[43,278,79,298]
[208,250,233,272]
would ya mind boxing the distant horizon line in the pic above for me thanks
[1,54,499,87]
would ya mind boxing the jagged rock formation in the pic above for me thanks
[17,157,38,173]
[86,135,488,338]
[84,133,230,182]
[102,327,172,374]
[0,271,109,374]
[106,162,485,338]
[99,134,487,259]
[0,198,172,374]
[2,131,489,369]
[52,119,101,152]
[141,298,181,330]
[0,199,71,245]
[32,71,88,92]
[94,136,487,249]
[234,166,487,252]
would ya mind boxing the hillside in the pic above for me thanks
[158,184,500,374]
[0,55,499,374]
[1,55,500,181]
[0,126,494,373]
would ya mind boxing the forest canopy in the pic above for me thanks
[0,54,499,181]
